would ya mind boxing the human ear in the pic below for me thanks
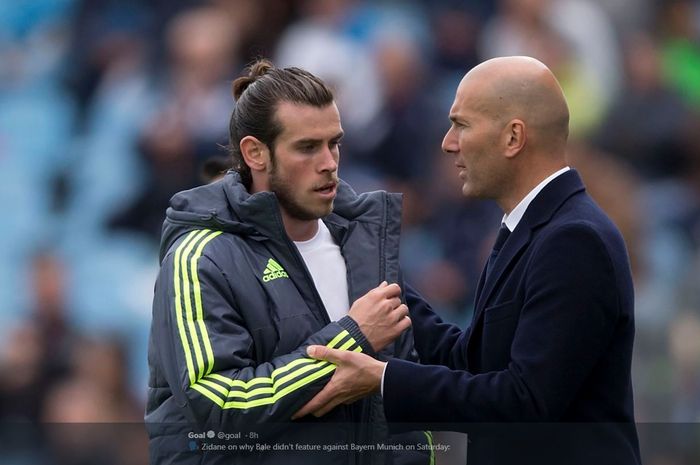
[240,136,269,172]
[504,119,526,158]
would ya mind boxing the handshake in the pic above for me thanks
[348,281,412,352]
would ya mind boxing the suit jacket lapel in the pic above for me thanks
[466,170,587,348]
[472,227,531,320]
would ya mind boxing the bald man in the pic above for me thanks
[293,57,640,465]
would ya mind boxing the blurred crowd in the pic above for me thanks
[1,0,699,463]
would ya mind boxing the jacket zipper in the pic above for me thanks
[284,236,331,325]
[274,211,363,462]
[380,193,388,281]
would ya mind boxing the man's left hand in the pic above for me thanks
[292,345,386,419]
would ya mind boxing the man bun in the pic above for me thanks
[232,59,274,100]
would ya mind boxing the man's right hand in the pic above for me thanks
[348,281,411,352]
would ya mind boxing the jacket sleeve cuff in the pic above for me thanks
[338,315,376,356]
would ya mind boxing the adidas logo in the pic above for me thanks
[262,258,289,282]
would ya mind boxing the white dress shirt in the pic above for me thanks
[502,166,571,232]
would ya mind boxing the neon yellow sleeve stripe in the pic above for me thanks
[191,358,337,409]
[199,377,276,400]
[424,431,435,465]
[180,229,211,383]
[191,383,227,407]
[335,338,356,352]
[259,360,331,396]
[204,355,317,389]
[173,230,202,386]
[326,330,352,350]
[192,362,340,410]
[202,329,354,389]
[226,387,276,400]
[271,357,317,381]
[206,372,274,388]
[173,229,221,385]
[198,378,232,396]
[196,333,360,404]
[199,362,326,401]
[190,230,222,378]
[195,336,361,408]
[228,362,338,409]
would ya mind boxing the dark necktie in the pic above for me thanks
[486,224,511,280]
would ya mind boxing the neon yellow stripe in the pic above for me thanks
[336,338,355,351]
[206,372,272,388]
[204,330,353,389]
[192,383,225,407]
[233,340,354,396]
[191,230,223,378]
[266,360,331,394]
[173,230,201,386]
[228,386,275,400]
[181,229,210,383]
[326,330,351,350]
[221,363,339,409]
[271,357,317,380]
[198,378,230,396]
[193,332,361,408]
[202,363,323,399]
[204,360,313,390]
[424,431,435,465]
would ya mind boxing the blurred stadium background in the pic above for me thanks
[1,0,699,463]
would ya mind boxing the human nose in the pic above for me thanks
[441,126,458,155]
[318,145,339,172]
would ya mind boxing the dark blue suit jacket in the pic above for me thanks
[385,170,641,464]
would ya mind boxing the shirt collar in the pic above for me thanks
[502,166,571,232]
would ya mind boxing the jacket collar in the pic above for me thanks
[222,172,402,241]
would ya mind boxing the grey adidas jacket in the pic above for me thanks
[146,171,431,465]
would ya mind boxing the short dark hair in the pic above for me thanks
[228,58,335,188]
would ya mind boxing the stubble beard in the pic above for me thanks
[269,158,333,221]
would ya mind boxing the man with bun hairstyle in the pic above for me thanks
[146,59,430,464]
[295,56,641,465]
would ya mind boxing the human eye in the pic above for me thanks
[298,142,318,154]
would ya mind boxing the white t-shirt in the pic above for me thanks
[294,220,350,322]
